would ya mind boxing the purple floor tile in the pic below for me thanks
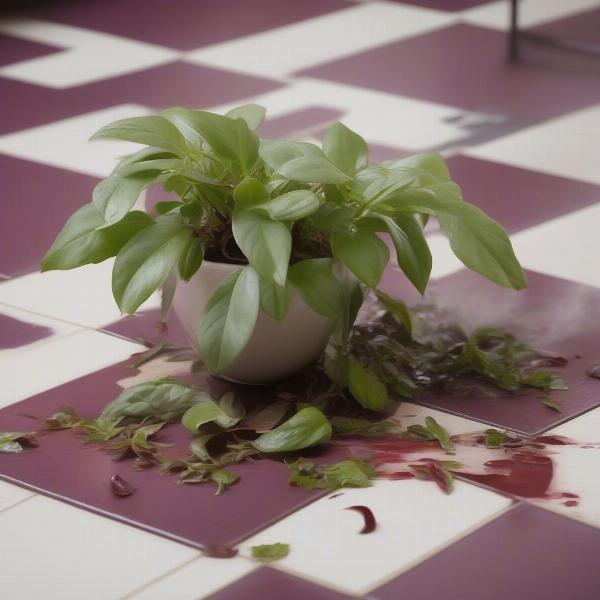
[532,7,600,46]
[0,155,98,276]
[297,24,600,122]
[258,107,344,139]
[0,312,53,349]
[370,503,600,600]
[0,61,283,134]
[0,32,61,68]
[0,359,329,548]
[381,268,600,434]
[208,567,354,600]
[26,0,350,51]
[446,156,600,234]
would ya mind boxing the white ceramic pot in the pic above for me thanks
[172,260,336,384]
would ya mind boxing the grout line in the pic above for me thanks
[118,554,202,600]
[0,492,36,515]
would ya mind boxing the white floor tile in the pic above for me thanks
[241,479,511,594]
[187,3,454,79]
[551,406,600,440]
[462,0,600,31]
[0,495,197,600]
[0,18,178,88]
[510,203,600,289]
[395,401,488,435]
[0,104,151,177]
[466,105,600,186]
[127,557,256,600]
[0,303,79,354]
[0,260,160,329]
[0,328,143,408]
[0,480,34,513]
[209,78,481,151]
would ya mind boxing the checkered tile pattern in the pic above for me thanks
[1,1,599,598]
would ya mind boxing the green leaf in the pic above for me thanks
[331,228,389,288]
[438,203,527,290]
[0,432,37,453]
[251,543,290,562]
[90,115,187,155]
[287,458,376,490]
[330,416,403,437]
[541,396,562,412]
[211,468,240,495]
[385,153,449,182]
[259,277,290,321]
[163,108,258,174]
[155,200,183,215]
[348,359,388,411]
[181,395,241,433]
[233,177,270,208]
[259,139,350,184]
[242,401,290,432]
[254,189,320,221]
[99,379,209,423]
[113,222,192,314]
[288,258,343,317]
[374,291,412,336]
[178,236,204,281]
[407,417,455,454]
[225,103,266,130]
[322,122,368,175]
[93,172,157,225]
[377,214,431,294]
[252,407,332,453]
[232,208,291,286]
[484,428,506,449]
[197,267,260,373]
[41,206,153,271]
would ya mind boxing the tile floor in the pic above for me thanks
[1,0,599,598]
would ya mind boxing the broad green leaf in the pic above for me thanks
[113,222,193,314]
[374,291,412,335]
[259,139,322,170]
[242,400,290,432]
[163,108,258,174]
[178,236,204,281]
[251,543,289,562]
[259,139,350,184]
[287,458,376,490]
[337,280,364,345]
[211,468,240,495]
[438,202,527,290]
[484,428,506,449]
[323,122,368,175]
[254,189,320,221]
[155,200,183,215]
[352,167,417,208]
[181,396,240,433]
[253,407,332,453]
[278,156,350,184]
[424,416,455,454]
[259,277,290,321]
[115,158,181,178]
[225,103,266,130]
[379,182,463,216]
[93,172,157,224]
[233,177,270,208]
[377,214,431,294]
[90,115,187,155]
[348,359,388,411]
[197,267,260,373]
[42,206,153,271]
[100,379,210,423]
[385,153,449,183]
[331,228,389,288]
[311,203,355,232]
[232,208,291,286]
[330,416,403,437]
[288,258,343,316]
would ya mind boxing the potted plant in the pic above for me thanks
[41,104,526,386]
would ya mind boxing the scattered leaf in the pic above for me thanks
[345,505,377,534]
[251,543,290,562]
[110,474,136,497]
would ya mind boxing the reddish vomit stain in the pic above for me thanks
[346,505,377,534]
[563,500,579,507]
[387,471,415,480]
[534,435,571,445]
[202,545,239,559]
